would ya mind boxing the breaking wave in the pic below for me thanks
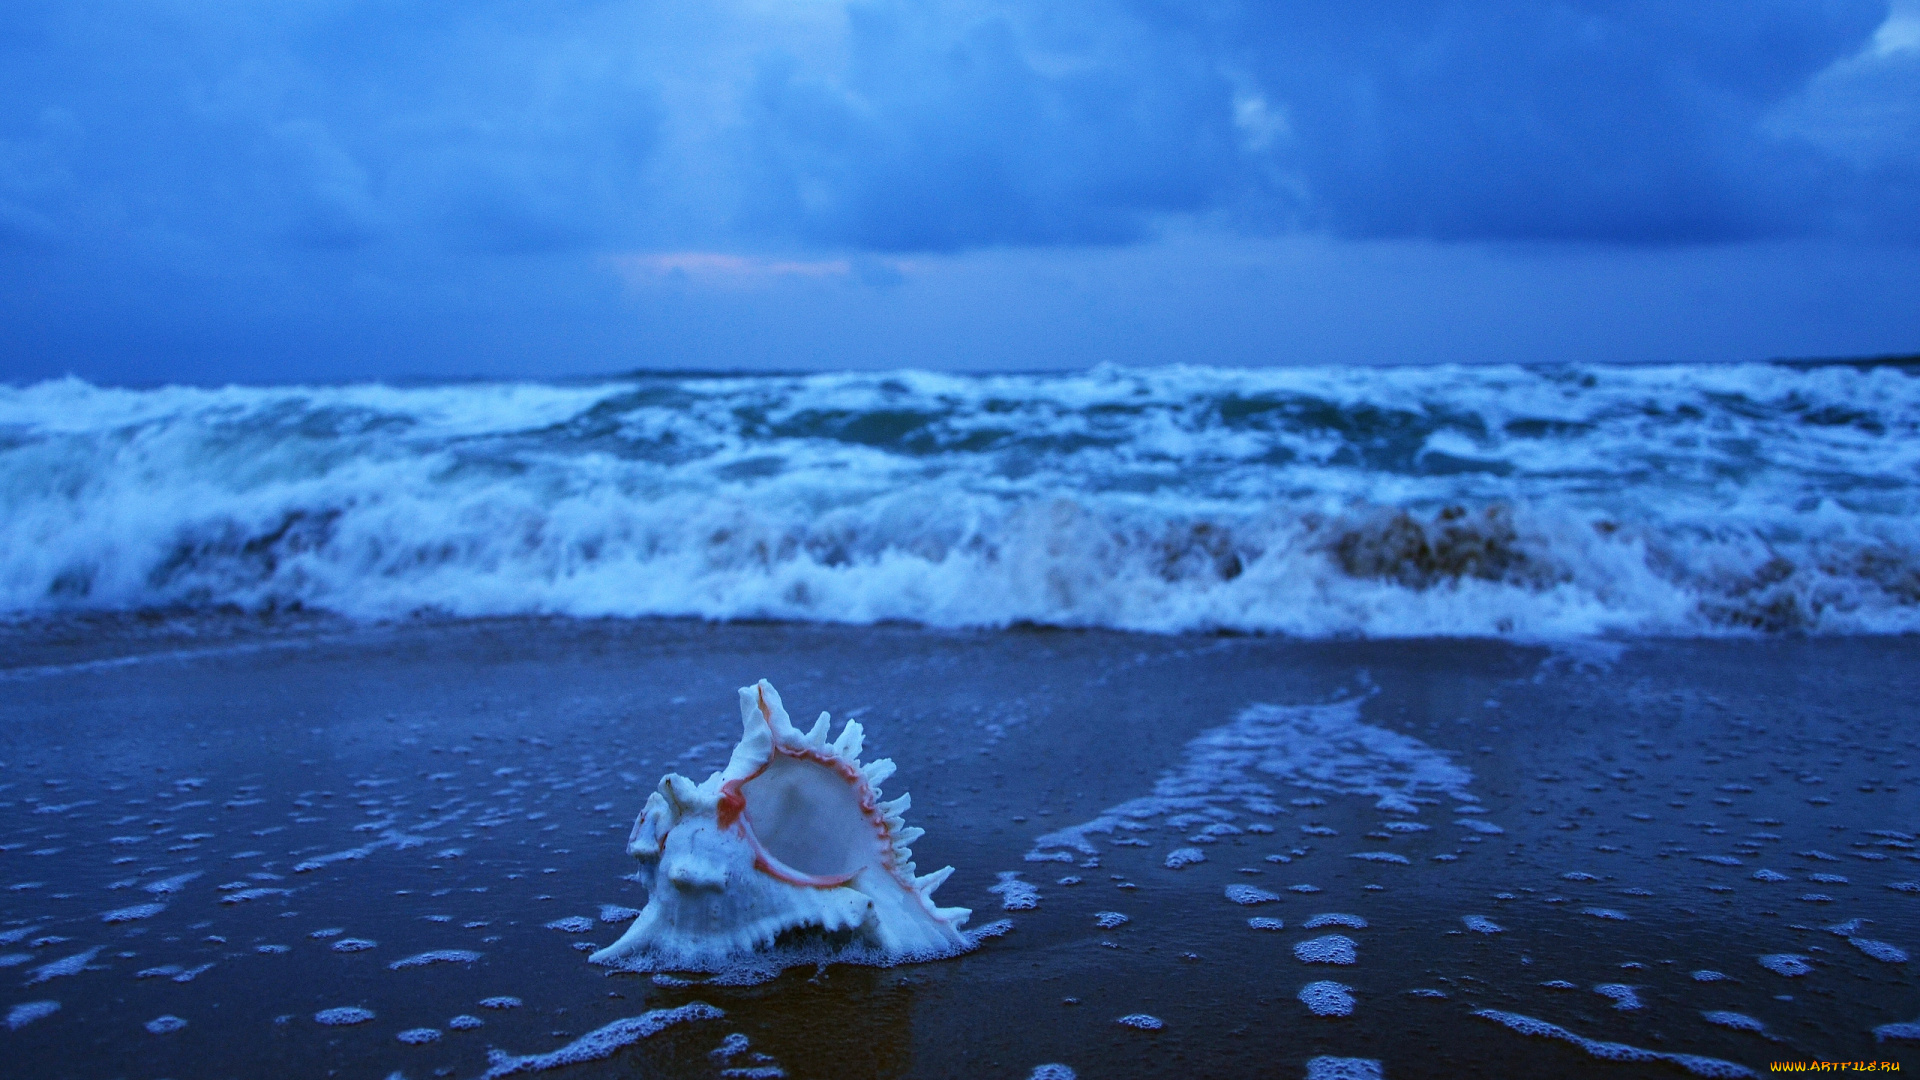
[4,362,1920,638]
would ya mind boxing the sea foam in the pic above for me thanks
[7,364,1920,638]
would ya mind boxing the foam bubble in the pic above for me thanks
[1294,935,1357,965]
[1877,1019,1920,1041]
[398,1028,442,1044]
[1691,970,1727,982]
[330,938,377,952]
[1758,954,1812,977]
[6,1001,58,1030]
[599,905,641,923]
[989,872,1040,911]
[144,1015,186,1034]
[1115,1014,1164,1031]
[1303,914,1367,930]
[479,997,523,1009]
[1225,885,1281,906]
[101,903,165,923]
[1850,938,1909,963]
[1032,700,1474,863]
[482,1004,724,1077]
[1462,915,1505,934]
[390,950,482,969]
[1093,912,1130,929]
[1348,852,1409,864]
[1248,917,1285,931]
[1593,984,1642,1011]
[1751,870,1789,882]
[1304,1059,1383,1080]
[1581,907,1629,921]
[1475,1009,1755,1078]
[450,1015,484,1030]
[27,947,100,984]
[545,917,595,933]
[315,1007,375,1026]
[1702,1011,1765,1033]
[1028,1067,1076,1080]
[1298,981,1355,1017]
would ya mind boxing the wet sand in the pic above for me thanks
[1,616,1917,1078]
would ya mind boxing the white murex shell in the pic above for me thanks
[591,680,974,974]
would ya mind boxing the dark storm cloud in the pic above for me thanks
[0,0,663,259]
[0,0,1916,380]
[742,0,1905,249]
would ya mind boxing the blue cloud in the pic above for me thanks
[738,0,1903,249]
[0,0,1916,380]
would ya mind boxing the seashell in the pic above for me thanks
[592,680,973,974]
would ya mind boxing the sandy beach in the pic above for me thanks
[2,615,1917,1078]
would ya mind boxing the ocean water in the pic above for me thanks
[3,362,1918,637]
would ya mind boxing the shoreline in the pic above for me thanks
[1,617,1915,1077]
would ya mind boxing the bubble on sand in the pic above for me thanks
[1691,970,1728,982]
[1408,989,1448,998]
[1456,819,1504,835]
[481,1004,723,1077]
[1582,907,1629,921]
[1703,1011,1765,1033]
[390,950,482,969]
[1474,1009,1755,1078]
[1348,852,1409,864]
[1561,872,1600,882]
[1462,916,1505,934]
[1029,699,1474,864]
[1808,873,1849,884]
[1594,984,1642,1011]
[1800,894,1836,903]
[1164,848,1206,869]
[989,873,1040,911]
[480,997,522,1010]
[545,917,594,933]
[1305,1057,1382,1080]
[1850,938,1909,963]
[1248,917,1285,931]
[142,872,202,896]
[1303,914,1367,930]
[1225,885,1281,905]
[1288,884,1322,894]
[1877,1019,1920,1041]
[1758,954,1812,977]
[331,938,377,953]
[309,928,344,939]
[1298,981,1355,1017]
[449,1015,484,1030]
[1694,856,1742,867]
[315,1007,376,1026]
[598,905,641,923]
[398,1027,441,1044]
[1888,882,1920,893]
[1294,935,1357,965]
[1094,912,1129,929]
[28,947,100,984]
[1115,1014,1163,1030]
[6,1001,58,1030]
[1028,1067,1076,1080]
[102,903,165,923]
[144,1015,186,1034]
[1752,869,1788,882]
[1542,980,1577,990]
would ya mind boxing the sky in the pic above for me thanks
[2,0,1918,385]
